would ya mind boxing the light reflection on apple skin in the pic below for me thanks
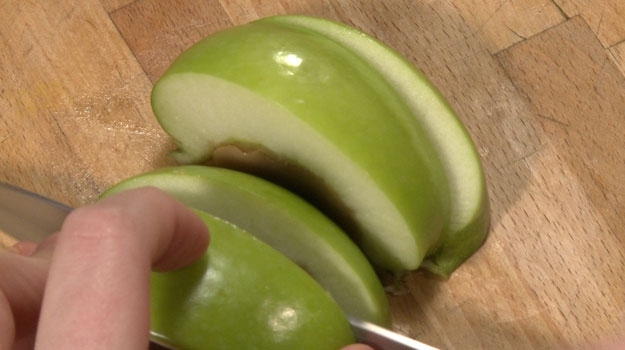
[274,51,303,68]
[273,51,303,77]
[263,301,300,342]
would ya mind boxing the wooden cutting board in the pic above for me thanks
[1,1,624,349]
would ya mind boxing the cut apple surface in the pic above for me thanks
[261,15,491,276]
[148,210,355,349]
[102,165,391,326]
[151,18,451,272]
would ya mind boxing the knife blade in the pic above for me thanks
[0,181,439,350]
[349,317,439,350]
[0,182,71,242]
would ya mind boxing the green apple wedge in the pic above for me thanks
[148,210,355,349]
[102,165,391,326]
[151,18,451,272]
[260,15,491,277]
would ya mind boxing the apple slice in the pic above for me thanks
[151,18,451,272]
[260,15,490,277]
[149,210,355,349]
[102,165,391,326]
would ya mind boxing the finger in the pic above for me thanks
[341,344,375,350]
[0,242,51,349]
[0,234,58,348]
[30,234,59,261]
[0,286,14,350]
[35,187,209,349]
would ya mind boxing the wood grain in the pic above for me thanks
[496,19,625,345]
[498,17,625,242]
[0,0,175,206]
[553,0,625,47]
[610,41,625,76]
[1,1,624,349]
[451,0,566,53]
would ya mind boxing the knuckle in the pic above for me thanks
[61,205,128,240]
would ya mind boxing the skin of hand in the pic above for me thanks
[0,187,373,350]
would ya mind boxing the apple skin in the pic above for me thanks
[149,210,355,350]
[421,195,490,277]
[259,15,490,277]
[151,17,451,271]
[102,165,391,326]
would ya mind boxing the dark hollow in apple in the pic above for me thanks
[209,143,365,247]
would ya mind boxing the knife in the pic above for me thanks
[0,181,439,350]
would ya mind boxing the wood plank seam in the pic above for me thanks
[549,0,571,20]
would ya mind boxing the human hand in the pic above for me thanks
[0,187,373,350]
[1,187,209,349]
